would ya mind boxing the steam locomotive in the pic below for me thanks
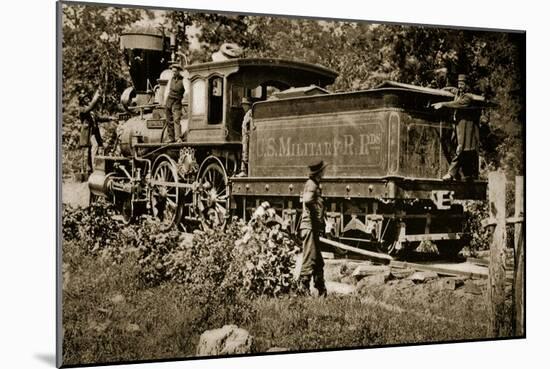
[88,27,489,256]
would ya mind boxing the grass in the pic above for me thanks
[61,239,512,366]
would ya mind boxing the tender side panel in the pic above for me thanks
[398,112,453,179]
[250,110,390,177]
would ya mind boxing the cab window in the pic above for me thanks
[191,79,206,116]
[208,76,223,124]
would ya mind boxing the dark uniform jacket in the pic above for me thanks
[442,93,480,152]
[300,178,325,231]
[166,75,185,103]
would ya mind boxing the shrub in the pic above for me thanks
[463,178,522,254]
[63,202,301,298]
[161,217,300,297]
[463,200,491,253]
[129,217,183,286]
[226,221,300,296]
[62,201,123,255]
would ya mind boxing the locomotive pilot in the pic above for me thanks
[298,160,328,297]
[237,97,253,177]
[164,62,185,143]
[433,74,481,181]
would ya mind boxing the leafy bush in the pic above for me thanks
[62,201,123,255]
[463,200,491,253]
[62,203,301,298]
[226,221,300,296]
[126,217,182,286]
[151,216,300,297]
[463,178,522,254]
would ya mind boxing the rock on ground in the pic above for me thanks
[408,271,439,283]
[352,264,389,279]
[196,325,253,356]
[109,294,125,304]
[356,271,391,293]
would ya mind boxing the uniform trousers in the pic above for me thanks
[447,150,479,179]
[165,99,182,141]
[300,228,326,294]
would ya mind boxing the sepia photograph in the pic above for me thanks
[57,0,526,367]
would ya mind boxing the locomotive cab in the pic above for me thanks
[184,58,338,143]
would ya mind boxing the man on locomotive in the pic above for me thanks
[298,160,328,297]
[78,88,115,176]
[164,62,185,143]
[433,74,481,181]
[237,97,253,177]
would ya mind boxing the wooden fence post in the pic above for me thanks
[513,176,525,336]
[487,171,507,337]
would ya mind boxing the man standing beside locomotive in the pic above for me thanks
[433,74,480,181]
[78,88,115,177]
[298,160,328,297]
[237,97,253,177]
[164,62,185,143]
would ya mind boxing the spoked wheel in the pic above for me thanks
[197,161,228,230]
[151,158,183,229]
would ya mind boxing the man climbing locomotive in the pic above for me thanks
[433,74,487,181]
[78,88,116,177]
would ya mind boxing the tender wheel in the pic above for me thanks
[197,161,228,229]
[151,158,182,229]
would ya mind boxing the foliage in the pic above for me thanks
[61,4,152,177]
[62,237,501,365]
[224,220,301,296]
[62,4,524,178]
[463,200,491,253]
[62,203,300,297]
[124,217,182,286]
[61,203,301,365]
[62,202,123,255]
[171,12,524,175]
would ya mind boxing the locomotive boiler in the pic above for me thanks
[89,27,490,256]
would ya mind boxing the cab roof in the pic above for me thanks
[185,58,338,88]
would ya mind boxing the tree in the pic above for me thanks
[61,6,524,179]
[62,3,151,151]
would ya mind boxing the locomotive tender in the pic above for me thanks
[88,28,488,256]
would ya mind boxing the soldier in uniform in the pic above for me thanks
[164,62,185,143]
[433,74,480,181]
[237,97,253,177]
[78,89,114,176]
[298,160,328,297]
